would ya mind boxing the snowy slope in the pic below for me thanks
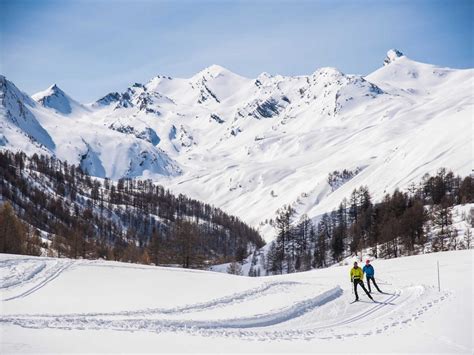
[87,49,472,239]
[1,250,472,353]
[151,50,471,238]
[32,84,89,115]
[0,75,55,154]
[0,77,180,179]
[211,203,474,277]
[1,49,472,238]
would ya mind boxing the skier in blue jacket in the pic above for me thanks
[363,260,382,293]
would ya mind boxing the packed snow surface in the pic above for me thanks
[1,250,472,353]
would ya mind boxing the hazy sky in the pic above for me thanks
[1,0,472,102]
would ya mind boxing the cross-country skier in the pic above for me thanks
[363,259,382,293]
[350,261,373,302]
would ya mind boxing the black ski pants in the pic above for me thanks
[353,279,372,300]
[366,276,382,293]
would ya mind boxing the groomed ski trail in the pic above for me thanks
[0,255,453,342]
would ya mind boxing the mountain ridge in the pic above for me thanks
[1,49,472,240]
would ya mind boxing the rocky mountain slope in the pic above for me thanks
[1,50,472,240]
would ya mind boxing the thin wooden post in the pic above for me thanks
[437,261,440,292]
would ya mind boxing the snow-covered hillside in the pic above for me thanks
[1,50,472,239]
[1,250,472,353]
[0,77,180,179]
[211,202,474,277]
[32,84,89,115]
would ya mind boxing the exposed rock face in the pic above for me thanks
[384,49,404,66]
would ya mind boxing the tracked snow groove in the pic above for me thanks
[3,280,302,318]
[0,259,47,289]
[1,259,75,301]
[1,286,343,331]
[0,287,450,341]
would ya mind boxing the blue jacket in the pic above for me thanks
[363,264,374,277]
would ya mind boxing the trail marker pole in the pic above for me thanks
[437,261,440,292]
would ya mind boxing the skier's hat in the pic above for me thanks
[366,259,370,264]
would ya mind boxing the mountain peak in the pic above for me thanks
[94,92,122,107]
[34,83,66,98]
[1,75,36,107]
[195,64,236,79]
[32,84,85,115]
[384,49,404,66]
[206,64,227,73]
[45,83,67,96]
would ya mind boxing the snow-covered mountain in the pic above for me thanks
[0,75,55,152]
[32,83,89,115]
[1,50,472,239]
[0,77,180,179]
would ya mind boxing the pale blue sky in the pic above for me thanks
[1,0,472,102]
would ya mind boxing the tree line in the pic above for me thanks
[0,151,265,266]
[263,168,473,275]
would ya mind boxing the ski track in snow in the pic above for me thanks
[1,259,74,301]
[4,278,302,317]
[0,259,47,289]
[0,257,452,341]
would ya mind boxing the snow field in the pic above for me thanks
[1,250,472,353]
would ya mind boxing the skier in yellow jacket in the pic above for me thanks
[350,261,374,302]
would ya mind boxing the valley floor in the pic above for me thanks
[1,250,472,354]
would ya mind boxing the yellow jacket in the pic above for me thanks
[350,267,364,282]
